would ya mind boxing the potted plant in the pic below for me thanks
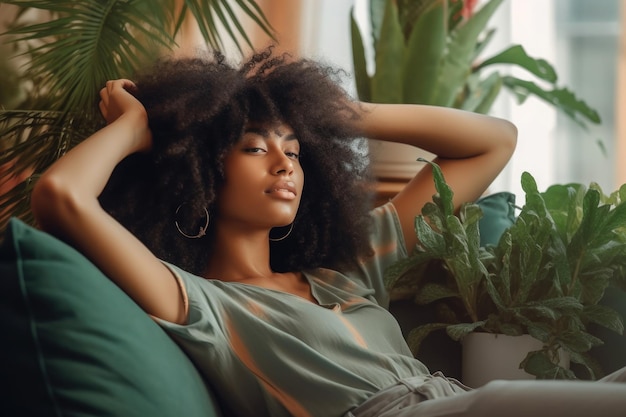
[350,0,602,176]
[385,159,626,382]
[0,0,273,230]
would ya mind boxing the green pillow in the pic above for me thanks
[0,218,222,417]
[476,191,516,247]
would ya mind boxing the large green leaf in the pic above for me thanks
[420,157,454,216]
[542,183,585,240]
[472,27,496,62]
[403,0,446,104]
[383,251,432,290]
[583,304,624,334]
[397,0,438,38]
[414,216,447,254]
[350,9,371,102]
[503,76,601,128]
[406,322,451,355]
[476,44,558,83]
[446,321,486,341]
[522,351,575,380]
[460,71,502,114]
[415,282,459,305]
[430,0,503,106]
[371,0,405,103]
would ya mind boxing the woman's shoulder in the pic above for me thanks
[368,202,409,258]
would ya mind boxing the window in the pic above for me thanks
[491,0,621,198]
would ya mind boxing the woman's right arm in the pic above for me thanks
[31,79,187,324]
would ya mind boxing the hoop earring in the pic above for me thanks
[269,223,293,242]
[175,204,210,239]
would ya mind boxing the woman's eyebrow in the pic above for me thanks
[244,127,298,141]
[283,133,299,142]
[244,127,269,137]
[273,127,299,142]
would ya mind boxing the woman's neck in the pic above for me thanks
[204,230,272,282]
[203,227,316,303]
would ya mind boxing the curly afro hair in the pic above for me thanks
[100,47,375,276]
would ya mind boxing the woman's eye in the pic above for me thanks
[286,152,300,160]
[244,147,266,154]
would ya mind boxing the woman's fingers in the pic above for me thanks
[96,79,151,152]
[107,79,136,94]
[98,79,143,124]
[99,86,109,119]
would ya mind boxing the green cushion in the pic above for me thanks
[476,191,516,247]
[0,218,222,417]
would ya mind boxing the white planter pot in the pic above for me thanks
[461,333,569,388]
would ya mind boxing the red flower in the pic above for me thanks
[462,0,479,19]
[451,0,479,20]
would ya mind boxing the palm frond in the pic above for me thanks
[0,0,273,231]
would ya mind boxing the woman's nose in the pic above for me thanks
[272,152,294,175]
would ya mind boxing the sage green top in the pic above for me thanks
[155,203,456,417]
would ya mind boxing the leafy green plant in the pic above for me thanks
[350,0,600,129]
[0,0,273,229]
[386,160,626,379]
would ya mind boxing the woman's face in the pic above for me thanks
[217,121,304,232]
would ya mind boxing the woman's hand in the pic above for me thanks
[99,79,152,153]
[99,79,141,123]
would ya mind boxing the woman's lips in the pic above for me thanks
[266,181,297,200]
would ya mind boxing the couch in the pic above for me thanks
[1,192,624,416]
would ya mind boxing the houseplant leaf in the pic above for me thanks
[420,157,454,216]
[522,351,575,380]
[503,76,601,128]
[476,44,558,83]
[350,9,372,102]
[446,321,486,341]
[371,0,405,103]
[406,322,451,356]
[415,282,459,305]
[383,251,433,292]
[430,0,503,107]
[584,304,625,335]
[460,71,503,114]
[397,0,439,39]
[403,0,446,104]
[415,216,447,254]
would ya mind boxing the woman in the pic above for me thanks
[31,49,625,417]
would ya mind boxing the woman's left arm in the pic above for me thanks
[354,102,517,251]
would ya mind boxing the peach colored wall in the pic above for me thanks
[251,0,304,55]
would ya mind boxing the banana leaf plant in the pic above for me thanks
[385,160,626,380]
[351,0,601,128]
[0,0,274,231]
